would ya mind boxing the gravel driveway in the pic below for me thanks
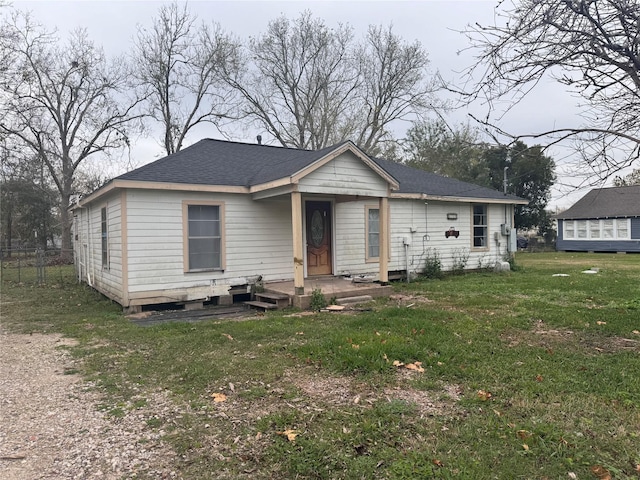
[0,331,179,479]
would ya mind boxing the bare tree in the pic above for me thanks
[223,12,441,153]
[354,25,441,154]
[221,12,358,150]
[0,12,143,257]
[463,0,640,180]
[134,2,241,155]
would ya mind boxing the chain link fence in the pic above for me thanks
[0,248,76,286]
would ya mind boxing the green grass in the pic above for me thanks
[2,253,639,479]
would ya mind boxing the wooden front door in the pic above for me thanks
[306,201,332,276]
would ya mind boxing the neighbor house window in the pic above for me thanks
[576,220,587,239]
[563,219,630,240]
[366,207,380,260]
[472,205,488,248]
[564,221,575,239]
[617,219,629,239]
[101,207,109,269]
[184,203,224,271]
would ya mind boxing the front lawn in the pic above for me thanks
[2,252,639,479]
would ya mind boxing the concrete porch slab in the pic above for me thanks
[264,277,393,309]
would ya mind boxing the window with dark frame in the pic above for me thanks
[101,207,108,269]
[187,204,221,271]
[472,205,487,248]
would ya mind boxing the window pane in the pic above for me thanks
[589,220,600,239]
[474,227,487,247]
[616,220,629,239]
[368,232,379,258]
[565,221,575,239]
[189,238,221,270]
[602,220,613,238]
[473,205,487,247]
[367,208,380,258]
[187,205,221,270]
[101,207,108,268]
[189,219,220,237]
[577,220,587,238]
[189,205,219,221]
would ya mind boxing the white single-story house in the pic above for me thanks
[72,139,527,311]
[556,185,640,253]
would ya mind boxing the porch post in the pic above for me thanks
[291,191,305,295]
[379,196,389,284]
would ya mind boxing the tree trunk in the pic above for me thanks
[5,204,12,258]
[59,193,72,263]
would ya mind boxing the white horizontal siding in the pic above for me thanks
[74,193,125,303]
[299,151,388,197]
[126,190,294,294]
[389,199,511,274]
[334,200,378,276]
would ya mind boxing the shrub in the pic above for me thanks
[309,288,328,311]
[422,249,443,279]
[451,248,469,275]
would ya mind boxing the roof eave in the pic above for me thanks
[391,192,529,204]
[75,179,249,207]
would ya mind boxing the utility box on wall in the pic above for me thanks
[501,223,511,236]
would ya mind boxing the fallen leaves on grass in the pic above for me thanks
[222,333,234,341]
[517,430,532,440]
[211,392,227,403]
[432,459,444,467]
[590,465,612,480]
[535,374,544,382]
[596,321,607,326]
[277,429,299,442]
[392,360,424,372]
[405,362,425,372]
[477,390,492,401]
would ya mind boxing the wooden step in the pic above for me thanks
[244,300,278,311]
[255,292,290,308]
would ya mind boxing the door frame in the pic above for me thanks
[303,198,335,277]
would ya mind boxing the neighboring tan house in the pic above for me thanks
[72,139,527,311]
[556,185,640,253]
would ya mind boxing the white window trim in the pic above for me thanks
[365,204,391,263]
[182,200,226,273]
[563,219,631,241]
[471,204,489,251]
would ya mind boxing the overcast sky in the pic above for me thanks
[12,0,626,209]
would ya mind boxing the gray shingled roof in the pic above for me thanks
[117,139,342,187]
[371,156,525,202]
[555,186,640,219]
[115,138,523,201]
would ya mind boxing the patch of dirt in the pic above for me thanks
[0,331,180,479]
[500,319,640,354]
[286,368,461,416]
[389,293,434,306]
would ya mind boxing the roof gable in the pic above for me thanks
[556,186,640,219]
